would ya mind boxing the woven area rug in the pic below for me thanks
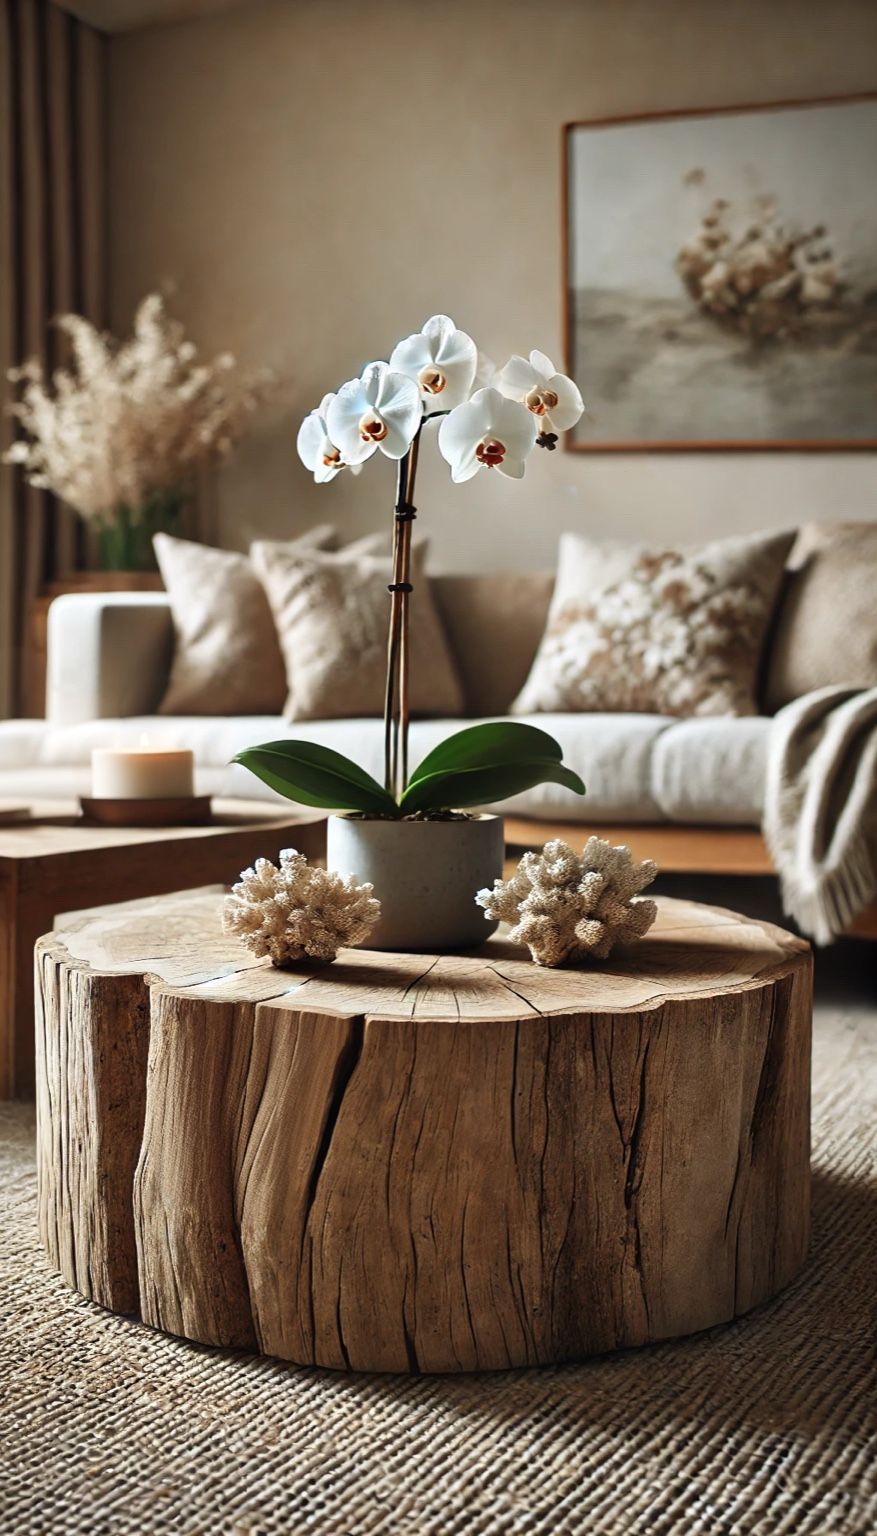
[1,995,875,1536]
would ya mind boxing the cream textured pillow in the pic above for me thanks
[764,521,877,712]
[252,541,464,722]
[514,529,795,719]
[155,526,336,716]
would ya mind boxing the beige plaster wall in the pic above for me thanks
[107,0,877,570]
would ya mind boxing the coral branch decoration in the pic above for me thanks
[477,837,658,966]
[223,848,380,965]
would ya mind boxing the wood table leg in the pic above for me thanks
[2,878,57,1100]
[0,865,20,1100]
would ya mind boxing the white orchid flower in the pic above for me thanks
[327,362,422,464]
[389,315,477,413]
[438,387,537,483]
[496,350,584,441]
[296,392,361,483]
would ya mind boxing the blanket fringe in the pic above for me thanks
[776,834,877,947]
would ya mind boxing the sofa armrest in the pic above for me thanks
[46,593,174,724]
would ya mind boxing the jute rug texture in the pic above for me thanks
[0,1002,874,1536]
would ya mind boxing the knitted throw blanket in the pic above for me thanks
[763,685,877,944]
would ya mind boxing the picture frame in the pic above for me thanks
[563,94,877,452]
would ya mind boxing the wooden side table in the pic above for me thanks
[35,892,812,1372]
[0,802,324,1097]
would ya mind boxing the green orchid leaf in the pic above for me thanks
[400,758,586,815]
[406,722,568,786]
[233,740,399,816]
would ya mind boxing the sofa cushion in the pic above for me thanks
[764,521,877,712]
[0,712,675,824]
[514,529,795,719]
[431,572,553,716]
[155,526,335,717]
[252,541,464,721]
[651,716,770,824]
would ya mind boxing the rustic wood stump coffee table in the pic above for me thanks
[36,892,812,1374]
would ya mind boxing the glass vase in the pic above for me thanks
[97,488,186,572]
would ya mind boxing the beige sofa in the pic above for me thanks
[0,575,773,833]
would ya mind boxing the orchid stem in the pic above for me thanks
[398,429,420,797]
[383,454,407,797]
[382,425,421,804]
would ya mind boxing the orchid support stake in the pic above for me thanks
[397,427,421,796]
[383,452,407,795]
[383,428,421,801]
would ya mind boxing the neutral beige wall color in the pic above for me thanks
[107,0,877,570]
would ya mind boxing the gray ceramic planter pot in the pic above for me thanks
[327,813,505,952]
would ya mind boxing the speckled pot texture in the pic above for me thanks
[326,813,505,951]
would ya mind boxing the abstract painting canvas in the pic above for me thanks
[565,96,877,450]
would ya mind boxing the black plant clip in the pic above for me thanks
[536,432,558,451]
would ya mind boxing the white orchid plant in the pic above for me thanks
[237,316,587,820]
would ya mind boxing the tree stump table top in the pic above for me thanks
[36,893,812,1374]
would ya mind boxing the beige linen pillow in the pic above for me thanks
[514,529,795,719]
[252,541,464,721]
[156,527,339,716]
[764,521,877,712]
[155,528,386,715]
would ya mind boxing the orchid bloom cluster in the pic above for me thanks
[297,315,584,484]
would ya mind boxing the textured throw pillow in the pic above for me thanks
[764,521,877,713]
[514,529,795,719]
[156,527,338,716]
[155,527,385,716]
[252,541,464,721]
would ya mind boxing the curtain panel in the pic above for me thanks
[0,0,104,718]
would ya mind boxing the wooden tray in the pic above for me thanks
[79,795,213,827]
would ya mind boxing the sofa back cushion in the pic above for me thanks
[252,540,465,721]
[513,529,795,719]
[432,572,554,716]
[764,521,877,712]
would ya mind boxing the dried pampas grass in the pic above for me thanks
[4,294,271,525]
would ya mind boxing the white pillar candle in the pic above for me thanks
[91,747,195,800]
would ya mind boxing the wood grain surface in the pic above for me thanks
[36,892,813,1372]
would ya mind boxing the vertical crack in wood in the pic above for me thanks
[623,1034,650,1211]
[302,1016,364,1226]
[623,1024,652,1334]
[397,1025,422,1371]
[301,1015,364,1365]
[510,1019,521,1174]
[458,1191,479,1365]
[749,978,786,1152]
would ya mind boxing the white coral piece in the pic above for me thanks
[476,837,658,967]
[223,847,380,965]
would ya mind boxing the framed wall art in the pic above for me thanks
[564,94,877,451]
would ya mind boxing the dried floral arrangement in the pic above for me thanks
[4,294,270,567]
[477,837,658,966]
[223,848,380,965]
[677,195,840,341]
[236,315,587,819]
